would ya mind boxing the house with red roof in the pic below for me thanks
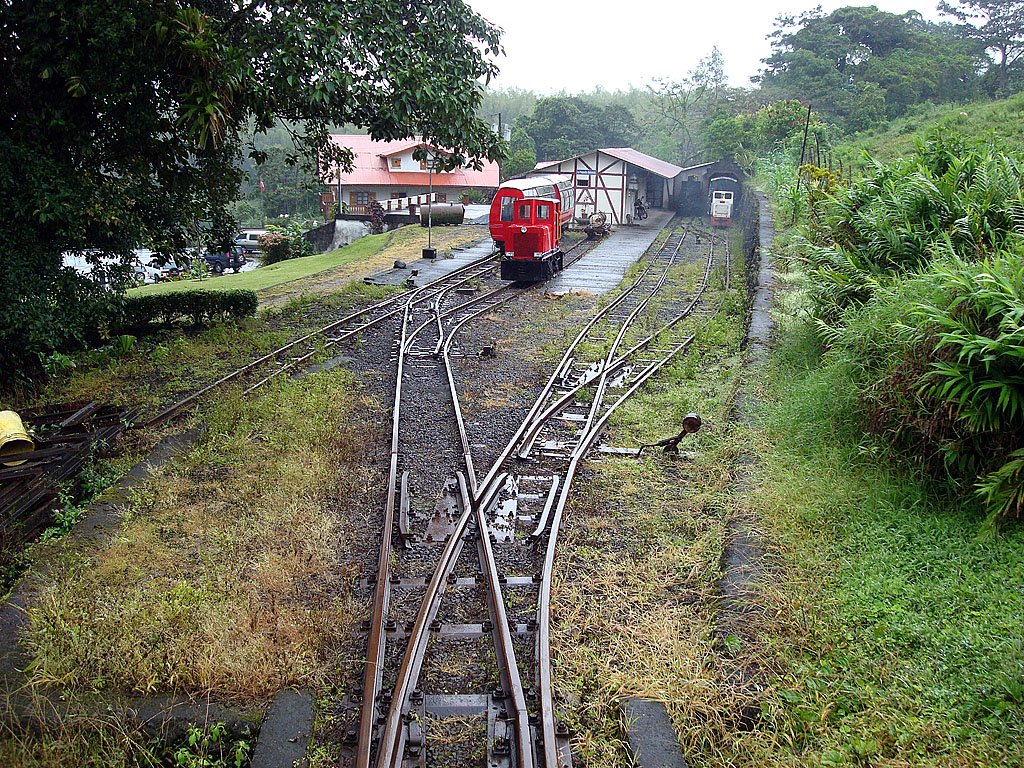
[323,134,500,215]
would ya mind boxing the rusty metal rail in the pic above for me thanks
[141,251,502,428]
[352,224,727,767]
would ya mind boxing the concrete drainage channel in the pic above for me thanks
[713,192,774,720]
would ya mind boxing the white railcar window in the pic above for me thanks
[537,205,550,220]
[500,198,514,222]
[518,203,532,219]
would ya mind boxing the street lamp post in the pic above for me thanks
[423,150,437,259]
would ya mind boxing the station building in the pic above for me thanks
[531,148,684,226]
[323,134,500,216]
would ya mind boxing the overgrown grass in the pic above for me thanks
[0,709,253,768]
[550,238,749,766]
[22,367,383,701]
[722,316,1024,766]
[836,94,1024,170]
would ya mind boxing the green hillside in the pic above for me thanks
[835,93,1024,168]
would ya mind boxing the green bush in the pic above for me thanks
[257,232,292,264]
[119,290,257,330]
[259,220,316,264]
[800,131,1024,326]
[798,132,1024,518]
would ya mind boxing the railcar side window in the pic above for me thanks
[500,198,514,222]
[518,203,532,220]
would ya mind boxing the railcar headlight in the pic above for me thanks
[520,226,527,233]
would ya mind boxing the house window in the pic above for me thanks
[576,178,590,187]
[391,157,402,168]
[391,192,407,199]
[435,193,447,203]
[351,191,371,205]
[420,159,428,171]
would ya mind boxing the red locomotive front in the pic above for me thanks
[488,174,574,254]
[500,198,564,281]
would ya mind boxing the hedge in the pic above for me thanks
[119,289,258,329]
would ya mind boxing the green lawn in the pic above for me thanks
[129,231,391,297]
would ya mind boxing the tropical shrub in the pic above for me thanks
[259,220,316,264]
[257,233,292,264]
[799,132,1024,517]
[800,131,1024,326]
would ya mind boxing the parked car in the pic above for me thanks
[131,261,162,285]
[203,245,247,274]
[233,230,266,254]
[156,261,188,281]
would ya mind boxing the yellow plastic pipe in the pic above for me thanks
[0,410,34,466]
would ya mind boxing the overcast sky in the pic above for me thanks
[465,0,946,93]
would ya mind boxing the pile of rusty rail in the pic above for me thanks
[0,402,132,561]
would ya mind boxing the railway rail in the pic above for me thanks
[351,222,730,767]
[141,236,598,430]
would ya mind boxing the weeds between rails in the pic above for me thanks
[140,238,599,431]
[350,221,728,768]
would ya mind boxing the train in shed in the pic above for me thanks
[675,159,746,228]
[708,173,742,228]
[489,175,574,281]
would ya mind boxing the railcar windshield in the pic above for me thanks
[536,205,550,220]
[500,197,514,222]
[518,203,532,220]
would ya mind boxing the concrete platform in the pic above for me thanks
[548,209,673,295]
[364,235,495,287]
[363,208,672,291]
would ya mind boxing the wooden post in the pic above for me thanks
[792,104,812,225]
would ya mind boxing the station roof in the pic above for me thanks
[326,134,499,188]
[534,147,684,180]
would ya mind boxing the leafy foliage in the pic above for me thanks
[705,100,827,170]
[797,133,1024,517]
[120,290,258,329]
[758,6,988,131]
[258,220,315,265]
[0,0,503,385]
[516,96,637,162]
[938,0,1024,96]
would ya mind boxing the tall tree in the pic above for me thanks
[643,47,732,165]
[759,6,985,129]
[938,0,1024,95]
[0,0,503,382]
[518,96,637,161]
[501,126,537,181]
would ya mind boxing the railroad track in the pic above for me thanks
[140,236,600,430]
[350,222,729,767]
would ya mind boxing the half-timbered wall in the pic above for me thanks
[534,151,630,225]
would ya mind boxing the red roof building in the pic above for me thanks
[324,134,500,213]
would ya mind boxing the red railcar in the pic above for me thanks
[488,174,574,254]
[499,198,565,281]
